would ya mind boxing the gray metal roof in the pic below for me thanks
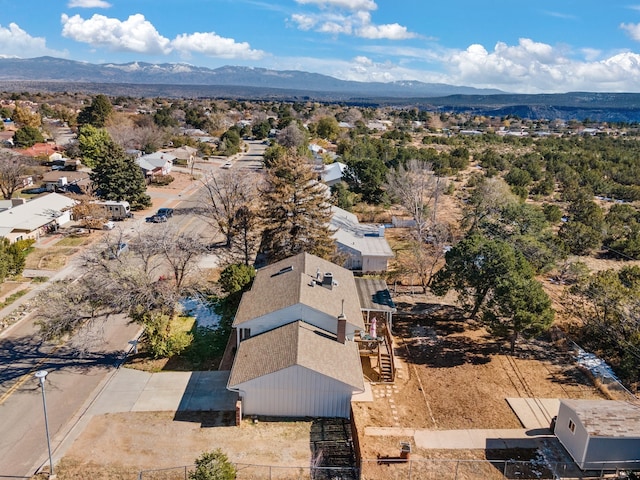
[562,399,640,437]
[0,192,76,232]
[355,277,396,313]
[233,252,364,330]
[330,206,394,258]
[228,320,364,391]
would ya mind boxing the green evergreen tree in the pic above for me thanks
[89,142,151,209]
[77,125,114,169]
[77,94,113,127]
[13,126,44,147]
[260,151,335,264]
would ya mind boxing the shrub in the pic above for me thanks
[189,449,236,480]
[151,175,174,186]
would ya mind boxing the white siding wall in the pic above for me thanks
[362,255,389,273]
[555,402,590,468]
[241,304,359,339]
[237,365,354,418]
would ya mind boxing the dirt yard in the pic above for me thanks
[54,412,316,479]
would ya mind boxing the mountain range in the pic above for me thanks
[0,56,502,98]
[2,56,640,121]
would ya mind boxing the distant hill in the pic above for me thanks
[2,56,640,121]
[0,56,502,98]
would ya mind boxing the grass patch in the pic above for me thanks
[31,276,49,283]
[0,289,28,308]
[55,236,93,247]
[126,296,232,372]
[24,247,78,270]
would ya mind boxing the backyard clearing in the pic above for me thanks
[352,293,608,463]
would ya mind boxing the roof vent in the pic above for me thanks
[322,272,334,289]
[271,265,293,277]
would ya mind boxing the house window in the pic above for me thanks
[241,328,251,341]
[568,419,576,433]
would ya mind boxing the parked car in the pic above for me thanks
[156,208,174,218]
[103,221,115,230]
[222,161,232,169]
[103,242,129,260]
[146,214,167,223]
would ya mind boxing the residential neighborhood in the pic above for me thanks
[0,91,639,480]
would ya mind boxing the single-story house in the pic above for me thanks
[0,192,77,243]
[555,399,640,471]
[136,152,175,177]
[228,320,364,418]
[19,142,62,158]
[168,145,198,166]
[320,161,347,187]
[330,206,394,272]
[42,171,91,194]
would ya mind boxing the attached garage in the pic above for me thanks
[555,399,640,471]
[228,320,364,419]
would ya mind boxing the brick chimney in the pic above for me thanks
[337,299,346,344]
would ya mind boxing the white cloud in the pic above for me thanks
[440,38,640,93]
[621,22,640,41]
[290,14,317,31]
[61,13,172,54]
[356,22,415,40]
[295,0,377,11]
[0,23,67,58]
[68,0,112,8]
[61,13,264,60]
[172,32,264,60]
[290,8,414,40]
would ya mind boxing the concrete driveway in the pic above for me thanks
[88,368,238,415]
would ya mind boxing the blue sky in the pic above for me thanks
[3,0,640,93]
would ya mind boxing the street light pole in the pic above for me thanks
[35,370,55,478]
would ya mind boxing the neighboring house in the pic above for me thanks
[555,399,640,471]
[320,161,347,187]
[330,206,394,272]
[0,192,77,243]
[19,142,62,158]
[228,252,368,418]
[168,145,198,166]
[42,171,91,194]
[136,152,175,178]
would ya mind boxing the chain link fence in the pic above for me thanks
[360,459,637,479]
[139,460,638,480]
[138,464,358,480]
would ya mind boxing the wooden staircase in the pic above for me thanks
[379,353,394,383]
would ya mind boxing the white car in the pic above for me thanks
[103,221,115,230]
[222,161,232,169]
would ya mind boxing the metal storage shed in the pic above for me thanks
[555,399,640,471]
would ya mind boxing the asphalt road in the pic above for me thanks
[0,140,266,477]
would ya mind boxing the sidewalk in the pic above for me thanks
[365,426,554,450]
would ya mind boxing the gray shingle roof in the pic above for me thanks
[355,277,396,313]
[233,252,364,330]
[562,399,640,437]
[228,320,364,391]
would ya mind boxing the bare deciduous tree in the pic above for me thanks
[199,169,258,248]
[385,159,442,241]
[0,151,34,199]
[34,228,207,342]
[276,122,306,149]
